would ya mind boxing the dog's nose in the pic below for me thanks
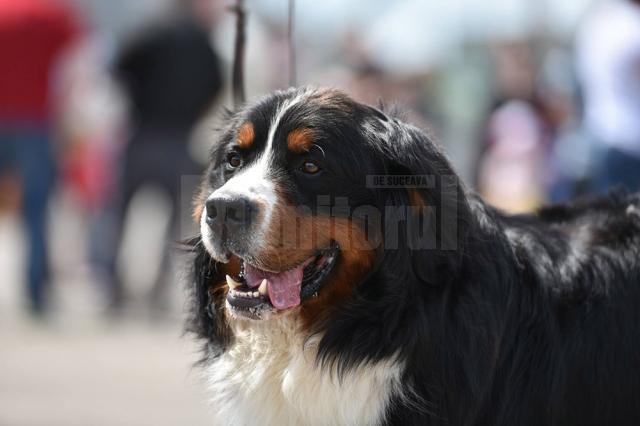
[205,196,256,231]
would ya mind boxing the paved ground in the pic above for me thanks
[0,197,214,426]
[0,313,212,426]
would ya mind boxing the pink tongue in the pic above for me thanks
[243,262,308,310]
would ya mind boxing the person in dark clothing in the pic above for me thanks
[106,0,223,311]
[116,18,222,132]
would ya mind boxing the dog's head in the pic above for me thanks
[190,87,469,344]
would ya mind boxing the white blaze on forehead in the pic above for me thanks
[264,89,311,158]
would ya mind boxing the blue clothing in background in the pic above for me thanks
[591,143,640,194]
[0,125,56,313]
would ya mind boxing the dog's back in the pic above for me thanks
[477,192,640,425]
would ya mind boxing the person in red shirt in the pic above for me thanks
[0,0,79,315]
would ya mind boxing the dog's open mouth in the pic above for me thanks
[225,243,339,317]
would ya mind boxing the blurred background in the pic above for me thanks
[1,0,639,424]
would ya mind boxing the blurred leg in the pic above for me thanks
[102,150,142,312]
[146,165,184,314]
[15,128,55,315]
[149,147,201,314]
[0,130,13,171]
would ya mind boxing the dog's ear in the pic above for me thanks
[371,118,471,286]
[186,238,235,353]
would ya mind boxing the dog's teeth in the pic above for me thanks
[226,275,241,290]
[252,292,259,297]
[258,279,268,296]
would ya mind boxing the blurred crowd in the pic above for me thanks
[1,0,639,318]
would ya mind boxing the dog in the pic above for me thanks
[186,86,640,425]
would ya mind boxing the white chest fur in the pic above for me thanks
[205,316,404,426]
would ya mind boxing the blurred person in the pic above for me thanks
[538,49,590,202]
[477,43,552,213]
[0,0,80,315]
[576,0,640,193]
[478,99,549,213]
[104,0,223,312]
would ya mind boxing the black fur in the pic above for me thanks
[187,87,640,425]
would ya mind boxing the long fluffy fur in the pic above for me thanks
[186,87,640,425]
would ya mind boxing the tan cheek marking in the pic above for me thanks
[237,122,255,149]
[287,128,316,153]
[193,203,204,224]
[223,256,242,279]
[209,256,241,296]
[299,218,378,328]
[192,183,209,224]
[253,198,378,327]
[408,188,427,208]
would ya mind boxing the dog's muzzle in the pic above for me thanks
[203,194,261,261]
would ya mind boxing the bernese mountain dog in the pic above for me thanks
[186,86,640,425]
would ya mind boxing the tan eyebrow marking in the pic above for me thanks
[287,128,316,153]
[237,122,255,149]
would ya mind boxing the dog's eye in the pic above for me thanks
[299,160,320,175]
[226,152,242,169]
